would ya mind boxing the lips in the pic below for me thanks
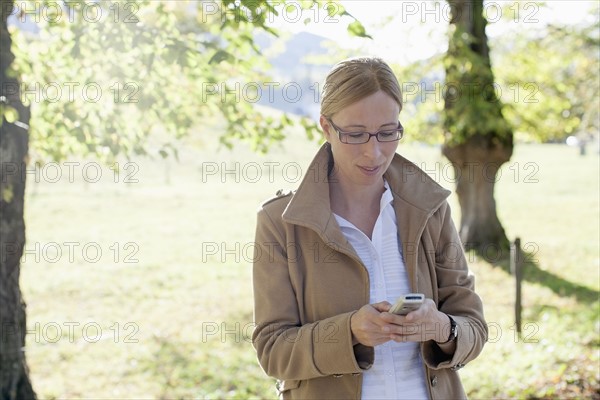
[358,165,381,175]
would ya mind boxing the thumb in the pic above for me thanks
[372,301,392,313]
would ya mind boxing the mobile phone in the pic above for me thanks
[389,293,425,315]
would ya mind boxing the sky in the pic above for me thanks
[8,1,597,65]
[270,0,598,64]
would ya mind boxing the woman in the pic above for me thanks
[252,57,487,399]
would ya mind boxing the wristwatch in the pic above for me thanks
[439,315,457,344]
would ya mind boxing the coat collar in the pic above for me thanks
[282,143,345,250]
[282,142,451,286]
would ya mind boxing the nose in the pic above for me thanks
[362,135,382,159]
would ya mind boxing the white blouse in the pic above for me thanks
[333,179,429,400]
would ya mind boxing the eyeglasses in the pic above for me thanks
[326,118,403,144]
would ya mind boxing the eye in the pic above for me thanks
[378,130,396,137]
[347,132,366,139]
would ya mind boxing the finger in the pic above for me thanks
[379,311,407,324]
[405,299,436,321]
[353,311,392,335]
[404,307,425,322]
[390,332,422,343]
[372,301,392,312]
[390,333,410,342]
[357,329,393,347]
[383,320,420,335]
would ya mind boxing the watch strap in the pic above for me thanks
[439,315,457,344]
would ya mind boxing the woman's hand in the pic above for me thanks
[351,299,453,347]
[379,298,451,343]
[350,301,395,347]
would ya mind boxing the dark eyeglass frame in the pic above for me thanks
[326,118,404,144]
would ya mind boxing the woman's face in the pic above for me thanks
[321,90,400,190]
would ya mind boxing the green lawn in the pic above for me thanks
[21,129,599,399]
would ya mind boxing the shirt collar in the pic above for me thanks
[381,178,394,210]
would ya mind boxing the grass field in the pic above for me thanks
[20,127,599,399]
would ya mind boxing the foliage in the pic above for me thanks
[8,0,368,162]
[379,2,598,146]
[442,1,513,146]
[492,2,600,142]
[390,57,447,145]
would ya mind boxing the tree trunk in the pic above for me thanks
[443,0,514,255]
[0,1,36,398]
[442,135,511,253]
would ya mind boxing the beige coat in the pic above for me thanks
[252,143,487,399]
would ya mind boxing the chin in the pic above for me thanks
[355,174,384,185]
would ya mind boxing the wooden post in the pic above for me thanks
[511,238,522,337]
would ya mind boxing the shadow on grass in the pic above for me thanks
[481,249,599,305]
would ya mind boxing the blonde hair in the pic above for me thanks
[320,57,403,118]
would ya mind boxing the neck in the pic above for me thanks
[328,174,385,216]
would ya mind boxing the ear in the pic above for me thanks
[320,115,332,143]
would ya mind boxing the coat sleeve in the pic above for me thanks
[421,202,488,370]
[251,206,372,381]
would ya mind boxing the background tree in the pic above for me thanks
[0,1,367,397]
[442,0,514,254]
[386,1,598,255]
[493,3,600,144]
[0,1,36,398]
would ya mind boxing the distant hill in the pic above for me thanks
[257,31,331,77]
[254,31,334,120]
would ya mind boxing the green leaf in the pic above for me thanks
[2,184,14,203]
[2,105,19,123]
[346,21,371,39]
[208,50,234,64]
